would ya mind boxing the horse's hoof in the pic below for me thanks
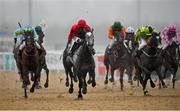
[109,78,114,82]
[104,80,108,84]
[69,87,74,94]
[31,77,35,81]
[24,96,28,99]
[73,77,78,83]
[44,82,49,88]
[35,85,42,89]
[151,83,156,88]
[27,80,31,85]
[30,88,34,93]
[163,85,167,88]
[133,76,137,81]
[144,90,148,96]
[92,82,96,87]
[65,82,69,87]
[78,95,83,100]
[121,86,124,91]
[87,80,91,84]
[82,88,87,94]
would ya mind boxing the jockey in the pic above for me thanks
[161,24,180,50]
[123,26,135,53]
[134,25,157,57]
[67,19,95,56]
[107,21,126,54]
[14,25,41,55]
[35,25,46,55]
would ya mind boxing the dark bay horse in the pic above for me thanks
[134,35,167,96]
[161,41,179,88]
[13,36,49,89]
[17,36,41,98]
[65,31,96,99]
[104,31,134,91]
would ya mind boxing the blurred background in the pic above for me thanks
[0,0,180,74]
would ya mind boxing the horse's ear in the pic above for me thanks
[91,28,94,33]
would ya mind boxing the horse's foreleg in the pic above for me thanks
[109,68,115,84]
[157,68,167,88]
[82,74,87,94]
[143,74,150,96]
[77,75,83,99]
[68,70,74,94]
[104,65,109,84]
[30,70,39,93]
[127,66,133,85]
[90,69,96,87]
[119,68,124,91]
[87,73,92,85]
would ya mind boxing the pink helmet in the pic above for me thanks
[167,24,177,32]
[78,19,87,27]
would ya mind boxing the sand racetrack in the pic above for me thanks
[0,71,180,110]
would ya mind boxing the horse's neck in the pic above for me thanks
[166,45,177,58]
[76,44,91,61]
[24,47,37,56]
[144,46,157,56]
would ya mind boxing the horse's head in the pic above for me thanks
[85,29,95,55]
[146,33,159,48]
[114,31,123,43]
[24,33,35,53]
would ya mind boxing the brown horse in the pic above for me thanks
[104,31,134,91]
[17,36,41,98]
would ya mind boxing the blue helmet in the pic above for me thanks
[23,25,34,36]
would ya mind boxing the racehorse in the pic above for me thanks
[17,35,41,98]
[64,30,96,99]
[104,31,134,91]
[161,41,179,88]
[134,35,167,96]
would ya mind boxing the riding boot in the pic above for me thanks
[18,50,22,58]
[107,47,112,55]
[69,43,78,57]
[136,49,142,59]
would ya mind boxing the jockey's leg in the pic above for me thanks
[69,42,78,56]
[107,39,115,54]
[18,41,26,56]
[35,41,41,49]
[136,38,147,58]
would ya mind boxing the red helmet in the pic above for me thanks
[78,19,87,27]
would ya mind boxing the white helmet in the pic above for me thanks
[126,26,135,33]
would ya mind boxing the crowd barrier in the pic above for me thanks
[0,51,131,79]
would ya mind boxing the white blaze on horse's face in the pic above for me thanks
[85,32,94,46]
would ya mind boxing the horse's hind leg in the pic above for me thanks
[172,65,178,88]
[65,69,69,87]
[43,64,49,88]
[104,65,109,84]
